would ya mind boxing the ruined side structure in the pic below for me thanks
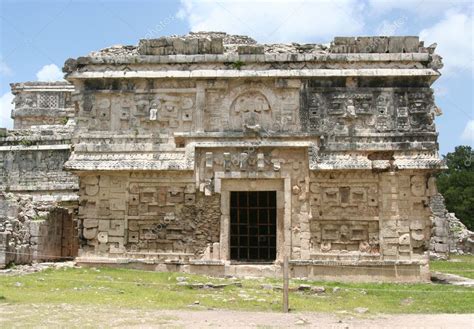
[10,82,75,129]
[0,82,78,268]
[430,193,474,256]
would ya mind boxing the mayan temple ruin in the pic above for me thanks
[0,32,447,282]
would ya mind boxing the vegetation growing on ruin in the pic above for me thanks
[31,215,48,222]
[19,139,35,146]
[0,264,473,315]
[437,145,474,230]
[230,60,245,70]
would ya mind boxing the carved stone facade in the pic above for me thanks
[1,33,446,281]
[10,82,74,129]
[0,82,78,268]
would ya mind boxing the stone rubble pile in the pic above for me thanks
[90,32,329,57]
[88,45,138,58]
[429,193,473,257]
[173,31,257,44]
[263,43,328,54]
[447,213,474,254]
[0,260,76,276]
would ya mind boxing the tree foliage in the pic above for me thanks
[436,145,474,230]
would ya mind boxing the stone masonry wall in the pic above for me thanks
[429,193,450,259]
[78,173,220,260]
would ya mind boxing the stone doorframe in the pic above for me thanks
[214,172,292,263]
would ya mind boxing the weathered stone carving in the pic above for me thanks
[149,103,158,121]
[230,91,271,130]
[303,88,437,140]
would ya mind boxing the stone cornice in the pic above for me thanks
[68,52,431,66]
[67,68,440,80]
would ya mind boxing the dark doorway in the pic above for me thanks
[230,191,277,262]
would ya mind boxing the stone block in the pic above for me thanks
[128,206,138,216]
[97,232,108,243]
[184,184,195,194]
[128,231,139,243]
[98,220,110,231]
[237,45,264,55]
[411,230,425,241]
[198,38,211,54]
[99,175,110,187]
[434,217,446,228]
[184,193,195,205]
[399,233,410,245]
[433,227,447,237]
[110,198,126,211]
[388,37,419,53]
[129,194,139,205]
[434,243,448,253]
[210,38,224,54]
[83,227,97,240]
[82,218,99,228]
[383,244,398,256]
[109,220,125,236]
[98,200,110,217]
[29,221,45,237]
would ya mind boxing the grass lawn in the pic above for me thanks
[431,255,474,279]
[0,265,473,314]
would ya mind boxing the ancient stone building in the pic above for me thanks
[1,33,446,282]
[0,82,78,267]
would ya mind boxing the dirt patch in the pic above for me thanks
[0,304,473,328]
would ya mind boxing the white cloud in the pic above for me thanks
[0,57,12,76]
[374,16,408,36]
[461,120,474,144]
[432,84,449,97]
[36,64,64,81]
[420,10,473,74]
[367,0,469,17]
[0,92,14,129]
[177,0,365,43]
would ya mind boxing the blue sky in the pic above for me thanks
[0,0,472,155]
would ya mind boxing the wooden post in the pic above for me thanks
[282,255,289,313]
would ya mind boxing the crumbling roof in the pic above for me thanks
[63,32,443,74]
[85,32,434,57]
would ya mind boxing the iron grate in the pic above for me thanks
[230,191,277,262]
